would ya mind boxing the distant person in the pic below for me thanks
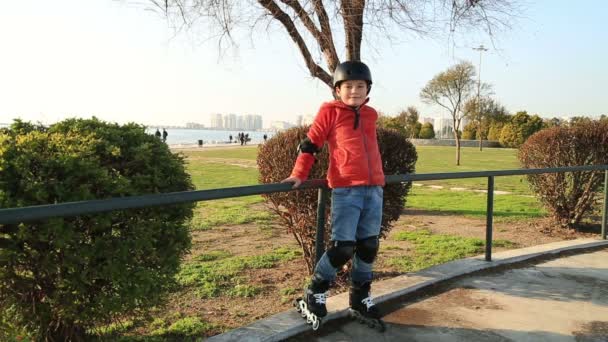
[263,134,268,143]
[229,134,233,144]
[244,133,249,145]
[154,129,161,139]
[239,133,245,146]
[162,128,168,143]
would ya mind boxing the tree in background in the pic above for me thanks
[149,0,519,94]
[568,116,594,127]
[419,122,436,139]
[377,106,422,138]
[463,95,501,150]
[487,123,503,141]
[499,111,544,148]
[544,117,564,128]
[462,121,477,140]
[486,104,511,141]
[420,61,476,165]
[377,114,407,135]
[397,106,423,139]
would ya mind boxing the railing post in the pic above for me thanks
[315,187,329,264]
[485,176,494,261]
[602,170,608,240]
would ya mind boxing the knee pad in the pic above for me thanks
[356,236,379,264]
[326,241,355,268]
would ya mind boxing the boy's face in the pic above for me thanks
[335,80,368,107]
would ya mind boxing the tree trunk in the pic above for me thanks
[478,119,483,151]
[455,135,461,166]
[453,117,461,166]
[341,0,365,61]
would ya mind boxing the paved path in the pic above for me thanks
[288,248,608,342]
[207,239,608,342]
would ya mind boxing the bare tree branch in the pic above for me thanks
[258,0,332,87]
[146,0,521,94]
[279,0,340,72]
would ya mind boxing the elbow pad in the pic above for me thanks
[297,137,320,155]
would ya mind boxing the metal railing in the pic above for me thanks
[1,165,607,262]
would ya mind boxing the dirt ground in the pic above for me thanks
[143,207,600,337]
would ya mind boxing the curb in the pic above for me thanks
[206,238,608,342]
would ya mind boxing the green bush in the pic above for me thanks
[487,122,504,141]
[257,126,417,274]
[499,111,544,148]
[0,118,195,340]
[419,123,435,139]
[518,120,608,228]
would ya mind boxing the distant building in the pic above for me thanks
[243,114,263,130]
[210,113,223,129]
[420,117,434,124]
[223,114,237,130]
[209,113,263,130]
[185,122,205,129]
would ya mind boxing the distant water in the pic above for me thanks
[145,128,275,146]
[0,124,275,146]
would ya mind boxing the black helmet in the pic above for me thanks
[333,61,372,88]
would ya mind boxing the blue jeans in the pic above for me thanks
[314,186,383,284]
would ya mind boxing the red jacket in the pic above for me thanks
[290,99,385,188]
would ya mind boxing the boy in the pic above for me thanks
[282,61,385,329]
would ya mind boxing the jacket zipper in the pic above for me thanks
[354,107,373,184]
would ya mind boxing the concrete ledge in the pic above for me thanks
[206,238,608,342]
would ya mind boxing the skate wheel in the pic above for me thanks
[311,316,321,331]
[376,320,386,332]
[294,301,301,312]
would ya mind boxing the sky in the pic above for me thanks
[0,0,607,128]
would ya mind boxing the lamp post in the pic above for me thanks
[473,44,488,151]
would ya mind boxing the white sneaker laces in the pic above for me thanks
[313,291,328,304]
[361,296,375,310]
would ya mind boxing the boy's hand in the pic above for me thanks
[281,176,303,189]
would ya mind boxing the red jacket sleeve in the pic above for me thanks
[289,103,334,181]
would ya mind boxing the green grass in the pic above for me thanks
[181,152,274,230]
[184,144,532,194]
[176,248,300,298]
[151,316,214,337]
[181,146,259,161]
[388,229,516,272]
[190,198,274,231]
[407,186,546,219]
[178,145,546,229]
[414,146,531,194]
[186,161,259,190]
[91,320,135,335]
